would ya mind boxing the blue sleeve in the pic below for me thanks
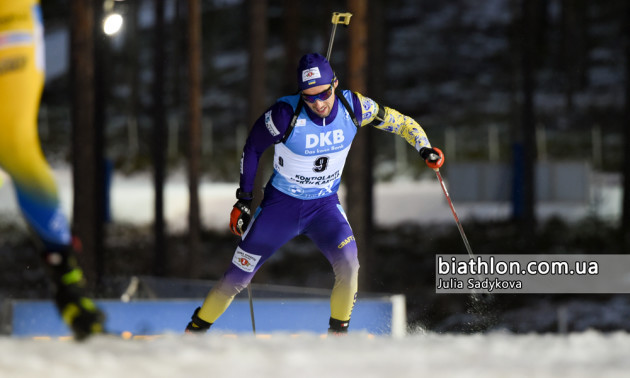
[239,101,295,195]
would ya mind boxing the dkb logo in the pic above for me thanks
[306,130,344,148]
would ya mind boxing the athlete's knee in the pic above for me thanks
[332,253,360,282]
[214,269,254,298]
[213,279,247,298]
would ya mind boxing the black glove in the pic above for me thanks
[419,146,444,169]
[229,189,253,236]
[45,249,105,340]
[229,199,252,236]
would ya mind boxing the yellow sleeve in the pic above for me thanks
[355,92,431,152]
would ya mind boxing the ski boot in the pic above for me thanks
[185,307,212,334]
[328,317,349,336]
[45,241,105,341]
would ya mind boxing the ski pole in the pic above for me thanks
[433,166,493,306]
[326,12,352,61]
[247,283,256,334]
[236,226,256,334]
[433,168,475,259]
[237,232,256,334]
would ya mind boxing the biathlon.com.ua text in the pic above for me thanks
[437,255,599,276]
[434,254,615,294]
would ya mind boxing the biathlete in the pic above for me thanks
[0,0,104,340]
[186,53,444,334]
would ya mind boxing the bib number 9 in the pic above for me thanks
[313,156,329,173]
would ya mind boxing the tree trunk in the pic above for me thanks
[345,0,374,291]
[622,1,630,247]
[282,0,299,93]
[70,0,99,289]
[125,0,140,151]
[187,0,203,277]
[93,2,106,288]
[153,0,167,276]
[368,0,386,101]
[248,0,268,208]
[512,0,538,246]
[560,0,587,118]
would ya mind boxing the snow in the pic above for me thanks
[1,330,629,377]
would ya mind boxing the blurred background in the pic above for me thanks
[1,0,629,333]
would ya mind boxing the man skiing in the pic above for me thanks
[0,0,104,340]
[186,53,443,334]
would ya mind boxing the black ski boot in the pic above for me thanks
[44,241,105,341]
[185,307,212,334]
[328,317,349,335]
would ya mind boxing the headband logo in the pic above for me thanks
[302,67,321,82]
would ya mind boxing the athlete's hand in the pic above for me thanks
[229,199,252,236]
[420,147,444,169]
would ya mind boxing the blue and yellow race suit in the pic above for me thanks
[0,0,71,250]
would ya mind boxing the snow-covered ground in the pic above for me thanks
[1,330,629,377]
[0,166,621,232]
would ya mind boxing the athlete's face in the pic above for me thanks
[301,80,338,118]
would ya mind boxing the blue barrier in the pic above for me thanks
[10,297,406,337]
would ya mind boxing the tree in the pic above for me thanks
[187,0,203,276]
[560,0,588,115]
[282,0,299,94]
[345,0,374,290]
[152,0,167,276]
[248,0,269,208]
[70,0,101,289]
[512,0,540,246]
[368,0,386,102]
[622,1,630,247]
